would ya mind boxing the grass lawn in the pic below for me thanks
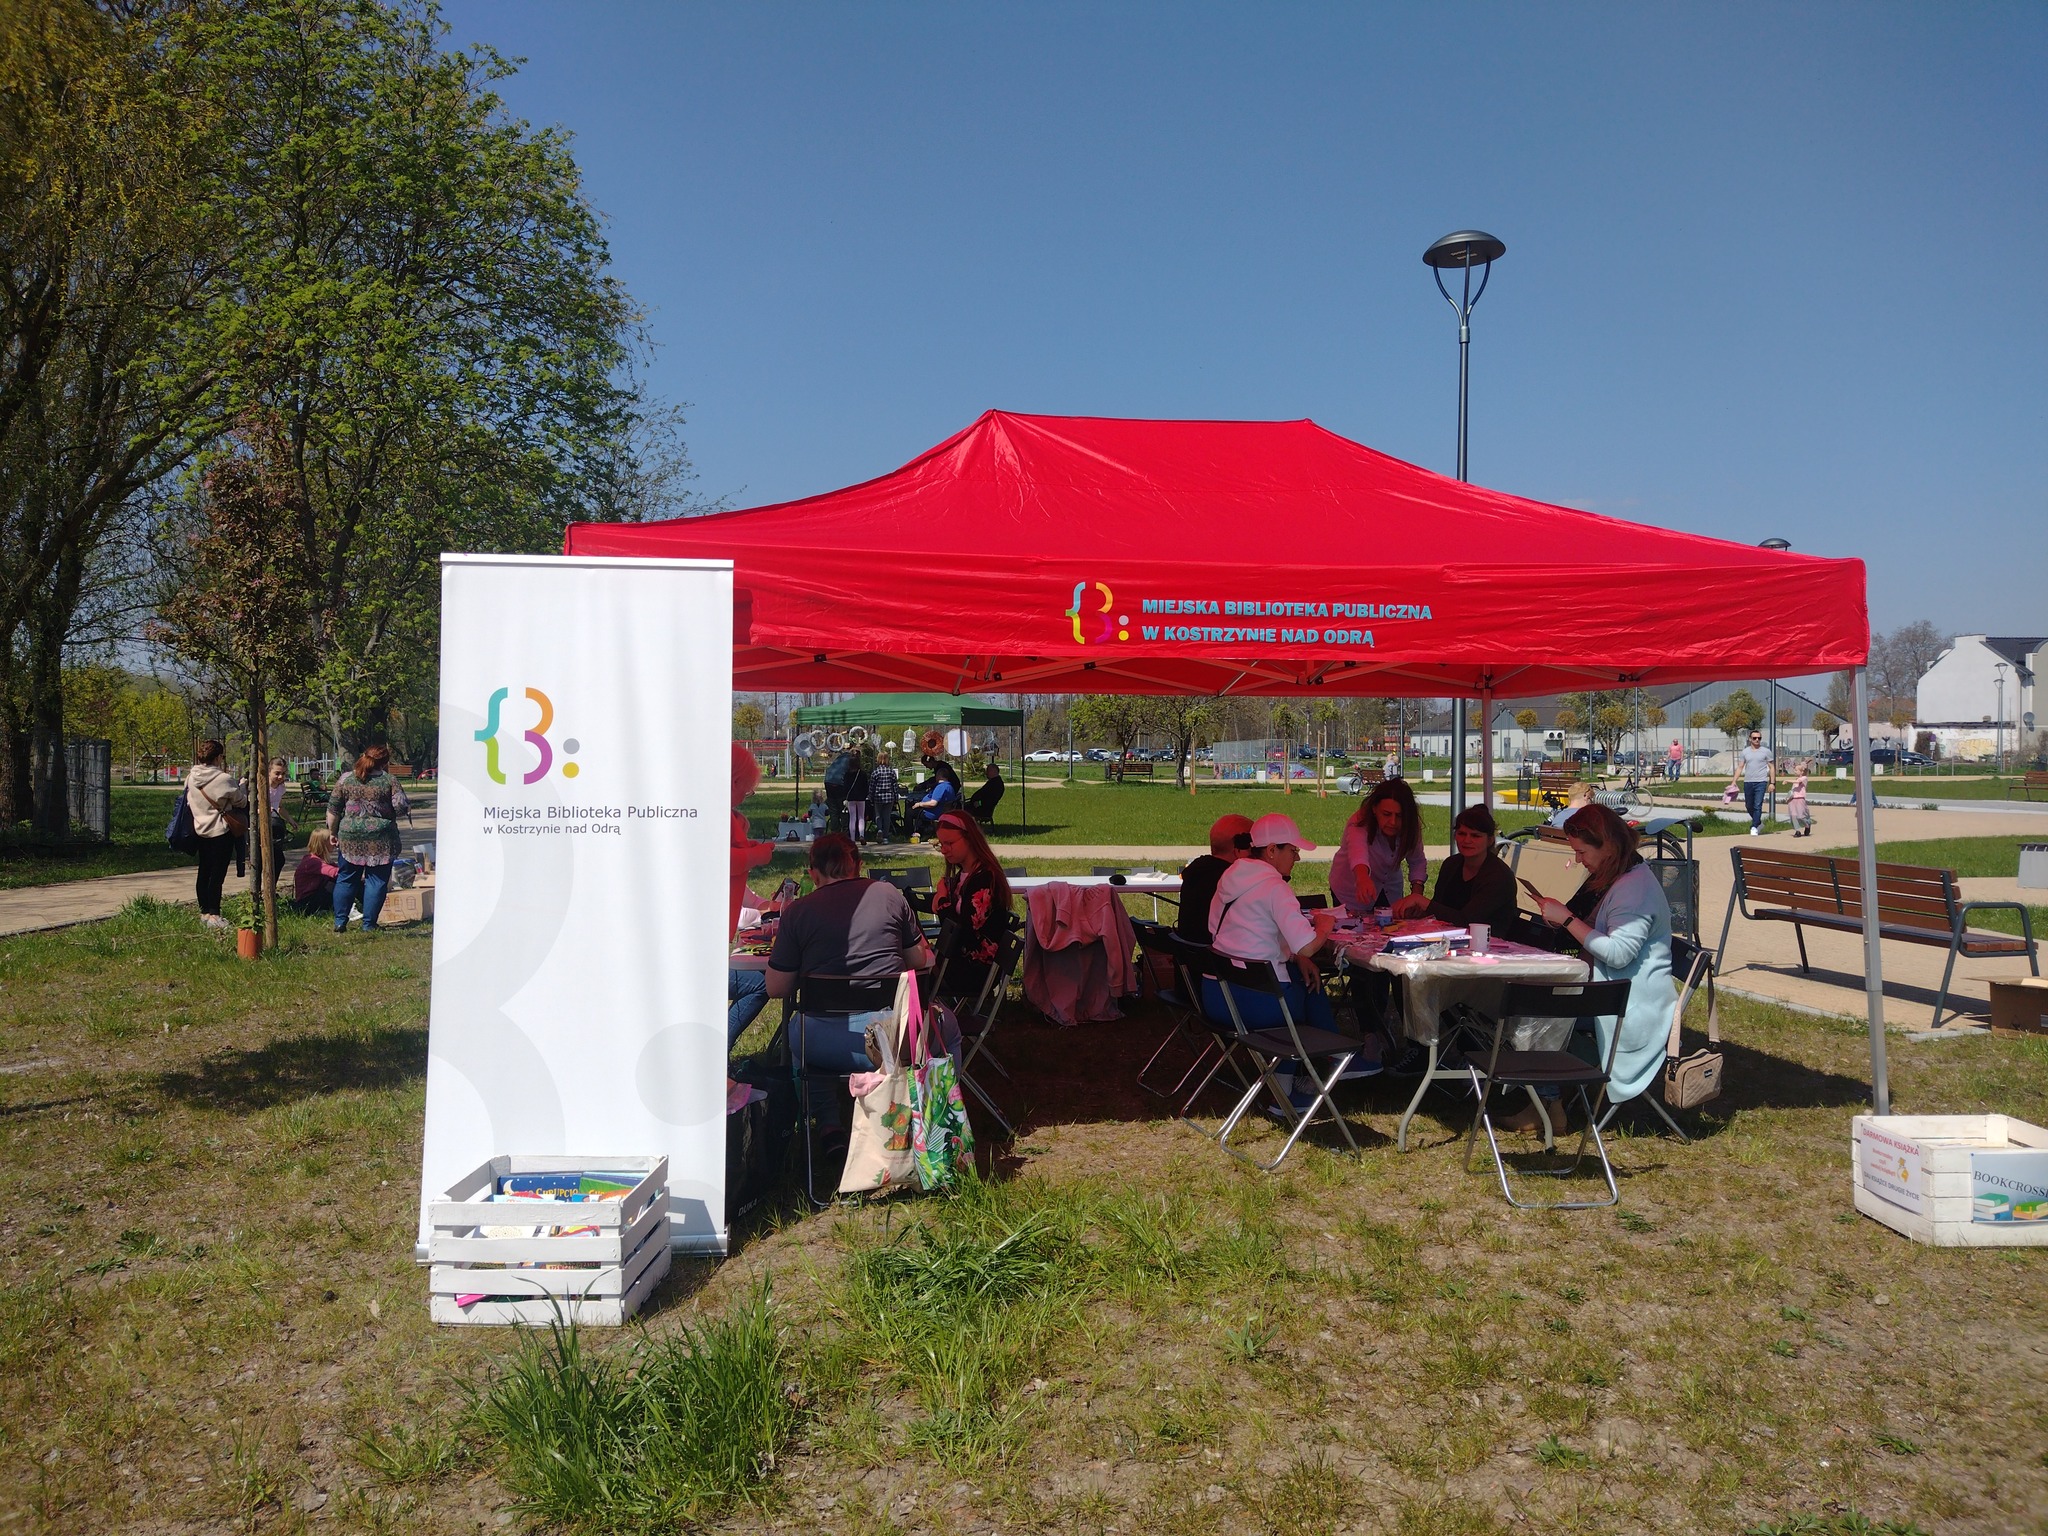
[0,787,190,889]
[5,901,2046,1533]
[748,783,1559,851]
[1815,836,2033,879]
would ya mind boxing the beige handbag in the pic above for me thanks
[1662,948,1723,1110]
[838,973,919,1195]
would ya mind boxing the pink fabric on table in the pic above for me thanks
[1021,883,1138,1026]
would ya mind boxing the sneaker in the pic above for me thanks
[200,913,230,931]
[1749,825,1761,836]
[1385,1041,1429,1077]
[1264,1086,1320,1122]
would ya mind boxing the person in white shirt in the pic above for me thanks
[1205,812,1339,1032]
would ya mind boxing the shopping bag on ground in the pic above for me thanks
[910,982,975,1190]
[838,973,918,1195]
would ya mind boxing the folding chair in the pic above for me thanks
[1297,892,1329,910]
[788,970,901,1206]
[1596,933,1715,1145]
[1001,864,1028,878]
[1188,949,1362,1171]
[1463,979,1633,1209]
[1134,923,1217,1102]
[953,930,1025,1136]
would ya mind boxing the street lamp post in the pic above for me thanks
[1995,663,2009,776]
[1426,230,1506,814]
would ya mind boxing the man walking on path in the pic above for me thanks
[1735,729,1776,835]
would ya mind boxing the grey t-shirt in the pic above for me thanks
[1738,745,1774,782]
[767,877,920,1010]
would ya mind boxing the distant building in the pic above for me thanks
[1915,634,2042,761]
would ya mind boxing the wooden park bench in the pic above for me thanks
[1718,846,2039,1028]
[1102,759,1156,780]
[1537,764,1581,808]
[2008,769,2048,801]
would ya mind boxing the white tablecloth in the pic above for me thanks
[1340,933,1590,1046]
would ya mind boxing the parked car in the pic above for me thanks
[1868,747,1930,768]
[1024,749,1064,762]
[1519,751,1551,766]
[1562,747,1608,765]
[1083,748,1110,762]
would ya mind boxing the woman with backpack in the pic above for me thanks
[326,745,411,933]
[182,740,249,931]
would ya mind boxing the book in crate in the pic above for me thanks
[428,1155,671,1325]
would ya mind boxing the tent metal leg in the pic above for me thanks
[1850,667,1890,1115]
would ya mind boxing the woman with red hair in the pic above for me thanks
[931,810,1013,1000]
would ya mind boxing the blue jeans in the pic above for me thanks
[870,799,895,844]
[728,967,770,1047]
[333,857,390,931]
[1743,780,1767,830]
[1198,973,1338,1034]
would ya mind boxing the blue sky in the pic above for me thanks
[440,1,2044,635]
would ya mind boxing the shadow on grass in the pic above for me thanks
[154,1022,428,1112]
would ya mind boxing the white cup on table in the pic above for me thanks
[1469,922,1490,954]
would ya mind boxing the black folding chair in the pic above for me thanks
[788,971,901,1207]
[1462,979,1632,1209]
[1596,933,1715,1144]
[1188,949,1362,1171]
[954,930,1026,1136]
[1134,922,1215,1101]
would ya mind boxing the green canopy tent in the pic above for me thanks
[786,692,1027,833]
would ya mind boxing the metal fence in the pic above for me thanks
[65,738,112,842]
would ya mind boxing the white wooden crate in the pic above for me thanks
[1850,1114,2048,1248]
[428,1155,672,1325]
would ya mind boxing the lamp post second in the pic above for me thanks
[1425,229,1506,814]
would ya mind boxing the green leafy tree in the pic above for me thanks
[185,0,656,752]
[151,429,317,949]
[1710,688,1766,751]
[732,702,765,739]
[0,0,233,830]
[1812,709,1839,744]
[1068,695,1152,771]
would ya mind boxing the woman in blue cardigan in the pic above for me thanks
[1531,804,1674,1120]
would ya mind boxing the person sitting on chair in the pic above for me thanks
[931,811,1013,1001]
[1547,780,1595,828]
[766,833,930,1073]
[1176,813,1253,944]
[964,762,1005,823]
[1427,805,1518,931]
[1205,813,1340,1032]
[908,756,961,836]
[1523,804,1674,1134]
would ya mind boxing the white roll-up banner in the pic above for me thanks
[418,554,733,1257]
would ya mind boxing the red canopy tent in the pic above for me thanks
[566,410,1867,701]
[566,410,1892,1109]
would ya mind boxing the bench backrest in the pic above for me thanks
[1538,765,1579,789]
[1731,846,1960,931]
[2026,770,2048,787]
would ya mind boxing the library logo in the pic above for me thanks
[476,686,580,785]
[1064,579,1127,644]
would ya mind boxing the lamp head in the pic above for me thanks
[1757,537,1792,551]
[1423,230,1506,269]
